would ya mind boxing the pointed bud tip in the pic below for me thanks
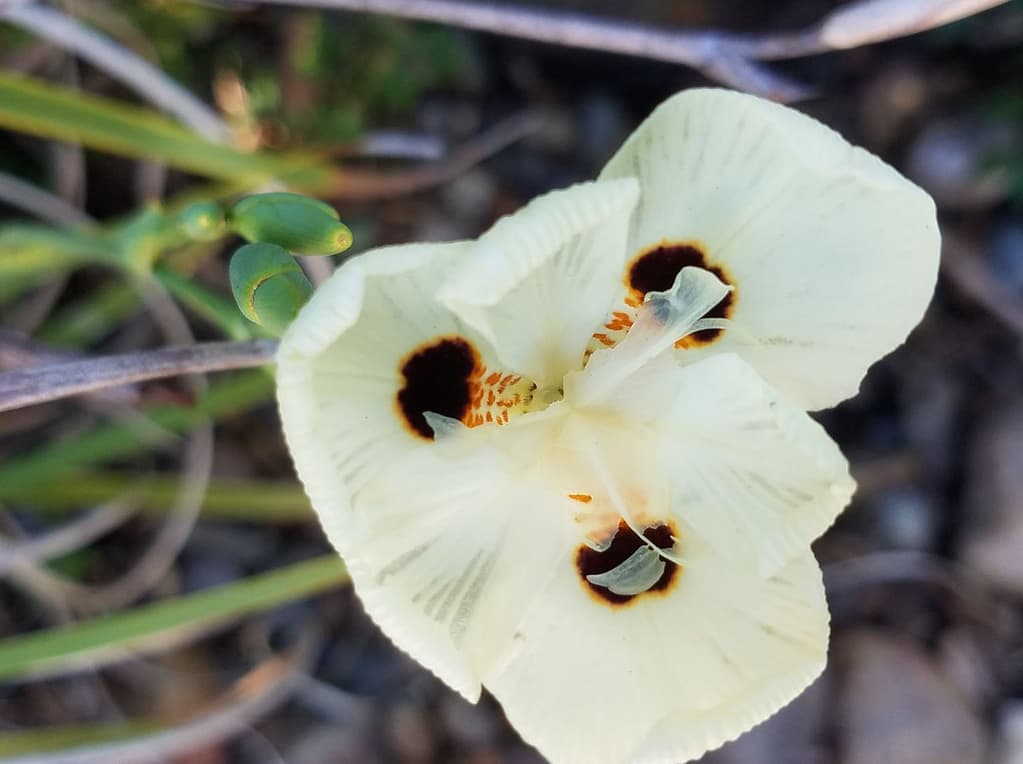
[227,192,352,256]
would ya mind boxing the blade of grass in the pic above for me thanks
[154,265,257,341]
[0,554,347,682]
[0,369,274,497]
[3,472,312,522]
[0,720,162,757]
[0,72,331,187]
[36,282,140,347]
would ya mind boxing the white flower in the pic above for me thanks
[276,88,939,764]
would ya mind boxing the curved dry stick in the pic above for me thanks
[824,550,998,625]
[56,279,215,614]
[333,110,545,200]
[244,0,807,100]
[941,232,1023,339]
[0,634,315,764]
[0,339,278,413]
[0,498,136,576]
[0,170,92,228]
[239,0,1008,100]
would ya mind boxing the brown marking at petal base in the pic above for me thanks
[626,241,736,347]
[568,493,593,503]
[396,336,480,440]
[575,520,680,607]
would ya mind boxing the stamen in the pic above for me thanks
[465,366,535,428]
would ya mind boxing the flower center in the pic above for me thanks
[525,383,564,412]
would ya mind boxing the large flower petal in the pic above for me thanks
[439,178,640,387]
[656,353,855,576]
[566,269,855,576]
[600,87,939,410]
[341,420,579,699]
[278,241,505,698]
[484,545,829,764]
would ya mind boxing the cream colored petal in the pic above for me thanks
[343,424,576,699]
[277,241,494,698]
[563,269,851,576]
[439,178,639,387]
[660,353,854,576]
[484,545,830,764]
[600,87,939,410]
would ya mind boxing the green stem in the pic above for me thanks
[0,554,348,682]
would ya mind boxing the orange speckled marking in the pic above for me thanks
[568,493,593,503]
[464,363,533,430]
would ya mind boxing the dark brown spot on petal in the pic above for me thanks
[575,520,680,607]
[627,241,736,346]
[397,336,480,440]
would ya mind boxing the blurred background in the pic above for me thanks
[1,1,1023,762]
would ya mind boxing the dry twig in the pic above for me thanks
[0,632,316,763]
[235,0,1008,101]
[0,498,136,576]
[0,170,92,228]
[334,110,543,200]
[941,232,1023,339]
[0,339,278,414]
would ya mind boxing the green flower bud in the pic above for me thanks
[175,201,225,242]
[227,192,353,255]
[229,243,313,336]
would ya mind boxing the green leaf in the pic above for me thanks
[155,265,258,340]
[0,554,347,682]
[0,223,104,303]
[0,720,162,756]
[36,282,140,347]
[0,370,274,497]
[0,72,330,187]
[5,472,312,522]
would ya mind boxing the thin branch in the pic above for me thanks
[0,170,92,228]
[0,339,278,413]
[0,2,230,142]
[59,412,213,614]
[333,109,544,200]
[824,550,997,624]
[235,0,1007,100]
[237,0,806,100]
[350,130,446,160]
[941,232,1023,339]
[0,330,138,405]
[0,635,314,764]
[0,499,136,576]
